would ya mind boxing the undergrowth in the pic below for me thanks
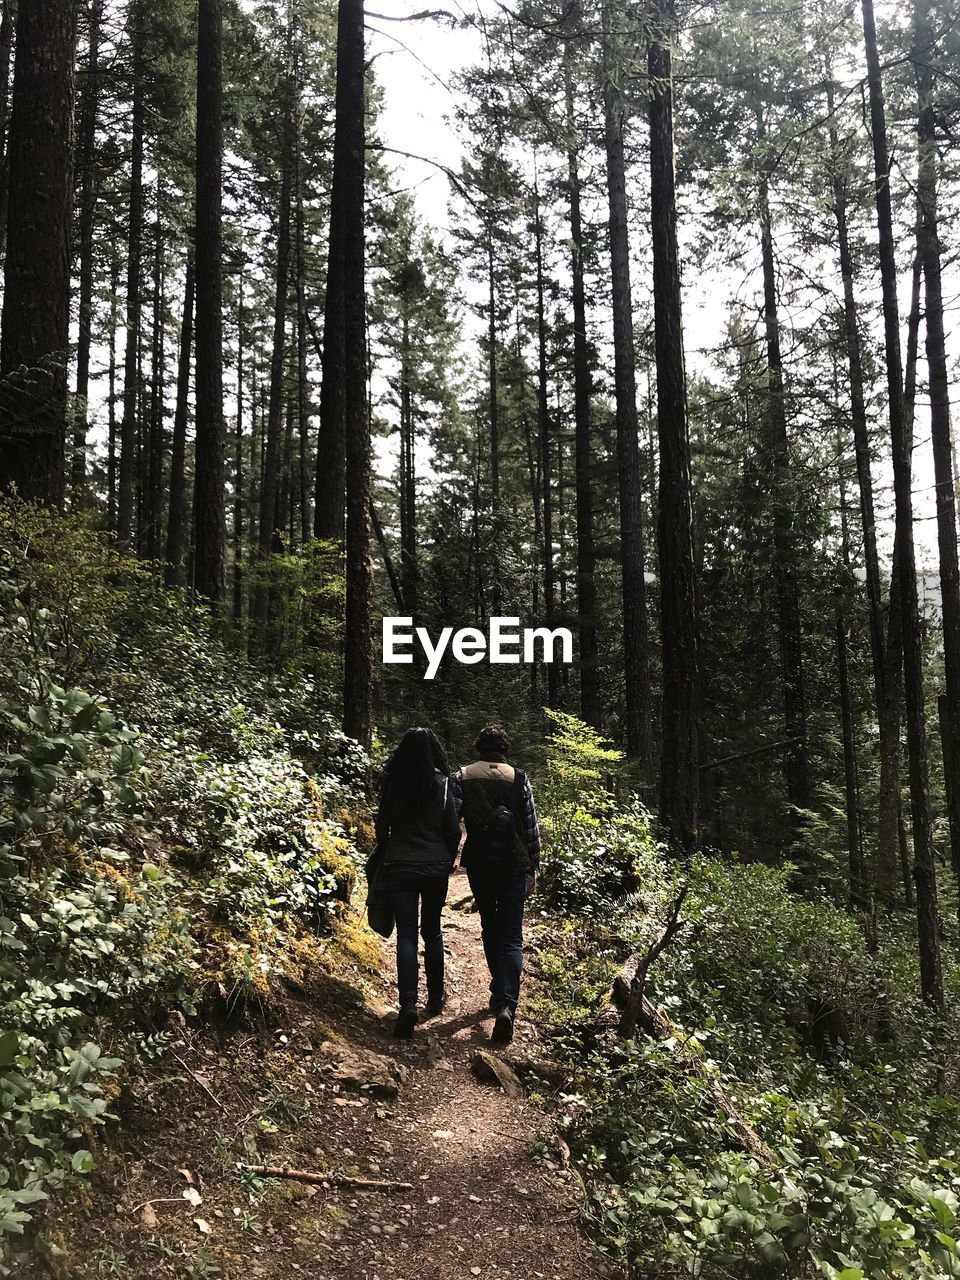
[0,499,370,1273]
[534,712,960,1280]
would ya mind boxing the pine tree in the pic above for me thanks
[0,0,78,505]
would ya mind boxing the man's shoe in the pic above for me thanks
[394,1003,418,1040]
[425,991,447,1018]
[491,1006,514,1045]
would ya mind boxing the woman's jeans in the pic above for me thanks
[386,868,449,1007]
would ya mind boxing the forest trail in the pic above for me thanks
[301,868,621,1280]
[57,870,623,1280]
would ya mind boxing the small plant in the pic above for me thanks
[96,1245,129,1277]
[183,1244,222,1279]
[234,1166,267,1201]
[233,1207,264,1234]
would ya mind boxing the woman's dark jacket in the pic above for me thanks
[375,770,461,875]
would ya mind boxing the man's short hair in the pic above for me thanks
[475,723,511,755]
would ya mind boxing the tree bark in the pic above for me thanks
[118,11,145,550]
[193,0,227,603]
[107,250,120,529]
[234,280,245,621]
[165,253,195,588]
[861,0,942,1008]
[564,45,600,730]
[293,26,312,546]
[313,17,346,547]
[649,0,700,851]
[0,0,14,263]
[0,0,77,506]
[757,117,812,843]
[914,1,960,901]
[259,140,293,579]
[486,228,502,612]
[837,598,865,904]
[532,177,559,709]
[824,68,901,902]
[334,0,373,750]
[72,0,105,505]
[398,306,419,616]
[602,8,653,778]
[146,205,165,561]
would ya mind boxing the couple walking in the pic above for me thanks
[373,723,541,1044]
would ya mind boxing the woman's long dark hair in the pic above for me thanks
[381,727,450,807]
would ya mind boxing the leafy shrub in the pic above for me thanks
[533,743,960,1280]
[0,500,369,1271]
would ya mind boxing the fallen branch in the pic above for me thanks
[618,883,689,1038]
[610,953,776,1169]
[237,1163,414,1192]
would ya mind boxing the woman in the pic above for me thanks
[375,727,461,1039]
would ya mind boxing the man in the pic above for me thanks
[456,724,542,1044]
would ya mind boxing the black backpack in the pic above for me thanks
[465,770,527,873]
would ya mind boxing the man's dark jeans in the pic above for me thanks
[387,868,449,1007]
[467,868,530,1014]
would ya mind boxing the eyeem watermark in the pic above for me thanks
[382,617,574,681]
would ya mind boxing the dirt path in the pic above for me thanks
[311,868,617,1280]
[52,871,621,1280]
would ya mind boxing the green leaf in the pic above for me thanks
[0,1209,31,1234]
[931,1196,957,1231]
[10,1187,48,1205]
[0,1030,18,1067]
[71,1150,96,1173]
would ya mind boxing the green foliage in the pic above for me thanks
[0,501,368,1271]
[537,712,645,918]
[535,770,960,1279]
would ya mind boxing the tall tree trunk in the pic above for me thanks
[313,20,346,547]
[293,26,312,545]
[118,13,145,550]
[146,207,165,560]
[602,6,652,777]
[836,446,866,908]
[914,0,960,904]
[885,240,926,906]
[564,44,600,729]
[193,0,227,603]
[332,0,372,749]
[487,229,500,524]
[234,280,245,621]
[0,0,77,506]
[398,306,418,615]
[649,0,700,852]
[757,112,812,844]
[371,499,404,610]
[108,250,120,528]
[258,131,293,584]
[825,67,901,902]
[532,176,559,708]
[72,0,105,505]
[836,594,865,905]
[0,0,14,263]
[165,253,195,587]
[861,0,942,1009]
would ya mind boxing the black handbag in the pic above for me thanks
[365,844,394,939]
